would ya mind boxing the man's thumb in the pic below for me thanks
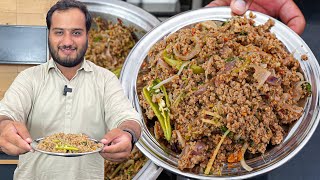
[230,0,248,15]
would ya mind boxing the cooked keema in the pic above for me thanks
[37,133,102,153]
[138,14,311,175]
[85,17,136,77]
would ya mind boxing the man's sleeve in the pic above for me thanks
[0,69,34,123]
[103,73,142,131]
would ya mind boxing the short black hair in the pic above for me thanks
[46,0,92,32]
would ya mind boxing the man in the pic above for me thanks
[0,0,141,179]
[207,0,306,35]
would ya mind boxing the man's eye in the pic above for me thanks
[55,31,63,35]
[73,31,81,35]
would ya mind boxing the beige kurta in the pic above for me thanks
[0,59,141,180]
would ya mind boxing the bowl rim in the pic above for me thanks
[80,0,160,32]
[120,7,320,179]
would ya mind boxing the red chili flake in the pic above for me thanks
[191,28,196,36]
[277,68,285,75]
[117,18,123,25]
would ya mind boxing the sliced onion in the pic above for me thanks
[177,62,190,76]
[194,86,207,96]
[225,60,236,71]
[205,130,230,174]
[296,72,305,81]
[179,144,190,158]
[234,133,242,141]
[153,75,177,89]
[240,143,253,172]
[173,37,201,60]
[201,20,217,29]
[240,158,253,172]
[105,45,114,62]
[266,75,281,86]
[282,104,303,113]
[260,63,267,68]
[153,62,189,89]
[157,58,171,69]
[292,81,308,101]
[176,130,186,148]
[205,56,214,81]
[191,141,206,156]
[281,93,291,102]
[251,65,271,89]
[154,121,163,140]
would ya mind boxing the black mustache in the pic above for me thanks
[59,45,76,50]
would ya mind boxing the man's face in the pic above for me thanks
[48,8,88,67]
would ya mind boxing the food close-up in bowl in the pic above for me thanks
[120,7,320,179]
[87,16,150,180]
[86,16,137,77]
[79,0,161,179]
[139,14,311,175]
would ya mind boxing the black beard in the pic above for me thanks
[48,39,88,68]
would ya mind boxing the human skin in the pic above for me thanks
[207,0,306,35]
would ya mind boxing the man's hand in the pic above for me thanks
[0,119,33,156]
[207,0,306,35]
[99,128,132,162]
[100,120,141,162]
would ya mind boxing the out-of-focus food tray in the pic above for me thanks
[80,0,162,179]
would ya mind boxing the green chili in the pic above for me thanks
[142,80,172,141]
[190,65,205,74]
[112,67,122,78]
[93,35,103,42]
[162,50,204,74]
[55,144,79,151]
[225,57,235,62]
[162,50,184,70]
[232,58,251,73]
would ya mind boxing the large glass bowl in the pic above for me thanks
[120,7,320,179]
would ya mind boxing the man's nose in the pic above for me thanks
[61,33,74,46]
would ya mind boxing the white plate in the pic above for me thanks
[31,137,104,157]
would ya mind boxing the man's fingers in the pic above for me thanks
[3,122,32,151]
[100,152,130,162]
[101,129,121,145]
[0,142,28,156]
[278,0,305,35]
[13,122,32,142]
[206,0,231,7]
[230,0,248,15]
[7,133,32,151]
[101,140,129,154]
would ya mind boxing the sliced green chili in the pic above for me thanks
[55,144,79,151]
[162,50,204,74]
[190,64,205,74]
[112,67,122,78]
[93,35,103,42]
[143,80,172,141]
[162,50,184,70]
